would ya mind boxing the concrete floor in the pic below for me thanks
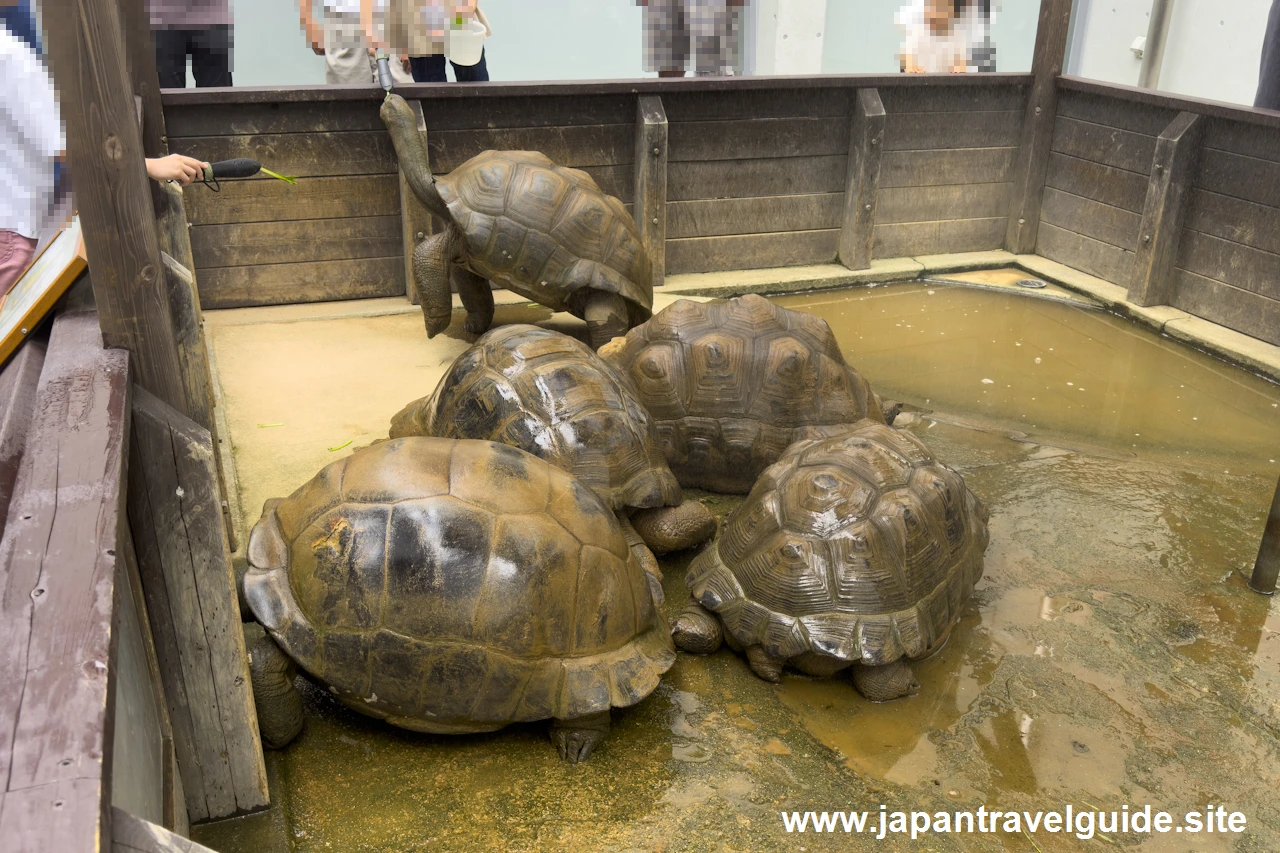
[196,281,1280,853]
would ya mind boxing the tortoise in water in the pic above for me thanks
[672,422,988,701]
[242,437,675,763]
[600,294,886,494]
[381,93,652,349]
[389,325,717,572]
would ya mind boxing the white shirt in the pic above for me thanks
[896,1,990,73]
[0,30,63,238]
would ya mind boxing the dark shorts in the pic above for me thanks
[154,25,233,88]
[410,49,490,83]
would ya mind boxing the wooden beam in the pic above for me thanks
[838,88,886,270]
[400,99,432,305]
[113,806,219,853]
[634,95,668,289]
[0,311,131,853]
[127,387,269,822]
[1004,0,1075,253]
[160,255,215,438]
[1128,112,1203,307]
[117,0,168,159]
[44,0,190,416]
[0,340,45,539]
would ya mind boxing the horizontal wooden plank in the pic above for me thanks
[0,340,44,540]
[183,175,399,226]
[1195,147,1280,209]
[1055,89,1178,137]
[883,110,1022,151]
[1037,221,1134,284]
[1058,74,1280,133]
[1176,229,1280,301]
[197,256,404,309]
[873,217,1006,258]
[172,131,396,179]
[1202,118,1280,164]
[1184,188,1280,256]
[420,94,636,131]
[665,229,838,274]
[190,216,401,268]
[1050,116,1155,176]
[429,124,635,172]
[879,147,1015,188]
[668,155,847,201]
[165,101,385,138]
[1170,268,1280,346]
[875,182,1011,224]
[666,194,843,239]
[878,84,1027,114]
[668,117,847,162]
[1040,187,1141,250]
[662,88,852,122]
[1045,151,1149,213]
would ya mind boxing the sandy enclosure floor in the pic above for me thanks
[197,280,1280,853]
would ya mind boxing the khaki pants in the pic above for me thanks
[323,11,416,85]
[643,0,739,76]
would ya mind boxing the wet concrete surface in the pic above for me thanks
[197,281,1280,852]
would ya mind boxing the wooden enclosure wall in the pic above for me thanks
[873,84,1025,258]
[1036,88,1176,283]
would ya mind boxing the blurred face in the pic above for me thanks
[925,0,957,34]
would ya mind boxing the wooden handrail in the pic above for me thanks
[1059,75,1280,130]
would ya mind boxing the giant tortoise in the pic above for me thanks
[242,437,675,763]
[381,93,651,349]
[672,422,988,701]
[601,294,886,494]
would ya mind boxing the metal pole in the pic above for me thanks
[1138,0,1176,89]
[1249,475,1280,594]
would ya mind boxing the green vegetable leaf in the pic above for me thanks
[260,167,297,185]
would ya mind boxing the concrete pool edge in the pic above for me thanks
[664,251,1280,386]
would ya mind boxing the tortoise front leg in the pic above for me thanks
[412,228,458,338]
[617,514,664,608]
[583,291,630,350]
[671,600,724,655]
[745,645,785,683]
[453,265,495,335]
[243,623,304,749]
[630,501,717,554]
[851,660,920,702]
[550,711,610,764]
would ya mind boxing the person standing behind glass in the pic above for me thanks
[149,0,234,87]
[639,0,745,78]
[897,0,994,74]
[398,1,491,83]
[300,0,413,85]
[1256,0,1280,110]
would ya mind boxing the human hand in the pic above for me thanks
[146,154,208,187]
[401,53,411,72]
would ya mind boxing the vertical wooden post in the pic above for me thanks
[117,0,170,215]
[634,95,668,289]
[45,0,190,416]
[1004,0,1075,254]
[399,99,431,305]
[1127,112,1203,307]
[837,88,886,271]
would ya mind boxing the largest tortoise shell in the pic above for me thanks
[440,150,652,325]
[603,294,885,493]
[389,324,681,513]
[243,437,674,734]
[687,422,988,668]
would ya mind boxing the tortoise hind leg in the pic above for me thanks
[583,291,630,350]
[454,266,495,335]
[672,600,724,655]
[244,623,304,749]
[851,660,919,701]
[550,711,610,764]
[745,645,785,683]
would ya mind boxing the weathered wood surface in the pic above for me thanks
[1037,221,1135,284]
[838,88,886,271]
[184,175,400,226]
[882,109,1022,151]
[1040,186,1142,250]
[1177,230,1280,301]
[666,230,838,274]
[0,340,45,537]
[1129,112,1204,306]
[1171,268,1280,346]
[1045,152,1149,213]
[197,257,405,310]
[400,99,432,305]
[874,218,1008,259]
[879,147,1015,188]
[1049,117,1156,176]
[174,131,397,179]
[667,155,846,201]
[666,194,842,239]
[157,183,197,274]
[634,95,668,289]
[0,311,130,853]
[1055,89,1177,137]
[191,216,403,268]
[1184,189,1280,256]
[45,0,188,414]
[429,124,636,172]
[878,83,1028,114]
[118,0,169,215]
[876,183,1011,224]
[113,806,219,853]
[1195,147,1280,209]
[668,117,848,161]
[128,387,268,822]
[1005,0,1075,253]
[1059,74,1280,132]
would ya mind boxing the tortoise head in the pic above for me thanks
[380,93,450,221]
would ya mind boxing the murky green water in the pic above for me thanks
[197,282,1280,853]
[776,283,1280,474]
